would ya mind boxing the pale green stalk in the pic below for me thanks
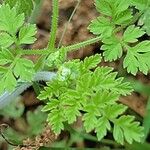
[0,72,56,109]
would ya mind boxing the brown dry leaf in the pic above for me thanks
[14,125,57,150]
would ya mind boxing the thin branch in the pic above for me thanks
[22,36,101,55]
[65,36,101,52]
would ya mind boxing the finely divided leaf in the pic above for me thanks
[0,49,14,65]
[18,24,37,44]
[0,4,38,93]
[95,0,112,16]
[101,36,122,61]
[13,58,35,81]
[113,0,131,14]
[47,109,64,134]
[64,104,81,124]
[0,70,17,93]
[113,115,144,144]
[96,117,111,141]
[123,25,145,43]
[0,4,24,34]
[88,16,114,38]
[95,0,130,17]
[82,54,101,69]
[39,55,142,144]
[139,9,150,35]
[104,104,127,119]
[131,0,149,11]
[83,112,98,132]
[114,9,133,25]
[92,91,119,107]
[4,0,34,16]
[123,50,139,75]
[42,99,60,112]
[0,4,37,47]
[113,124,124,144]
[0,32,14,48]
[123,41,150,75]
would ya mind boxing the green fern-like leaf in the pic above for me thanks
[89,0,150,75]
[113,115,144,144]
[82,54,102,70]
[13,58,35,81]
[38,54,142,144]
[4,0,35,16]
[101,36,123,61]
[0,70,17,92]
[0,0,144,145]
[88,16,114,38]
[18,24,37,44]
[0,4,37,48]
[0,49,14,65]
[123,25,145,43]
[130,0,150,35]
[0,4,24,35]
[95,117,111,141]
[47,109,65,134]
[0,4,37,93]
[123,41,150,75]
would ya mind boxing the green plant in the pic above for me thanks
[1,0,149,146]
[89,0,150,75]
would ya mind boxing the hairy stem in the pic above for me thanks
[21,49,48,55]
[64,36,101,52]
[22,36,101,55]
[47,0,59,51]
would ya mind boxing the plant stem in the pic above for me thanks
[21,36,101,55]
[21,49,48,55]
[47,0,59,51]
[64,36,101,52]
[120,41,131,51]
[65,124,120,147]
[0,71,56,109]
